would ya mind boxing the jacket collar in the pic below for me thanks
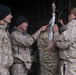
[0,24,7,30]
[14,26,26,34]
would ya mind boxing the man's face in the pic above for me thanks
[68,12,76,21]
[20,22,28,31]
[3,13,13,23]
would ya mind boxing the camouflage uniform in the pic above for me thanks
[0,25,13,75]
[37,28,59,75]
[10,27,42,75]
[54,19,76,75]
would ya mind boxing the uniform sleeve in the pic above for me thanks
[54,21,76,49]
[11,32,35,46]
[32,29,41,40]
[0,32,3,66]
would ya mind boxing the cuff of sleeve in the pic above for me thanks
[54,32,59,35]
[31,36,35,42]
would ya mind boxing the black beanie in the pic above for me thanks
[15,15,28,27]
[0,4,11,20]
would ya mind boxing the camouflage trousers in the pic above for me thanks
[10,58,28,75]
[59,59,76,75]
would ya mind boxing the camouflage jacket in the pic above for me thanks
[0,25,13,69]
[10,27,42,70]
[54,19,76,62]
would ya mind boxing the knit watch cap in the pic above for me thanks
[0,4,11,20]
[15,15,28,27]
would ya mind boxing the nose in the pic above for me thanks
[26,23,28,26]
[10,15,13,18]
[9,13,13,18]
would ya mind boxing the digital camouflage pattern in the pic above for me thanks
[54,19,76,75]
[37,28,59,75]
[0,25,13,75]
[10,27,43,75]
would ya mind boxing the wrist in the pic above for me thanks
[54,30,59,33]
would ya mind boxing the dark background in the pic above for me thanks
[0,0,76,32]
[0,0,76,75]
[1,0,76,33]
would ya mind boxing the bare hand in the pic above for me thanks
[52,24,59,32]
[58,19,64,26]
[40,25,48,32]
